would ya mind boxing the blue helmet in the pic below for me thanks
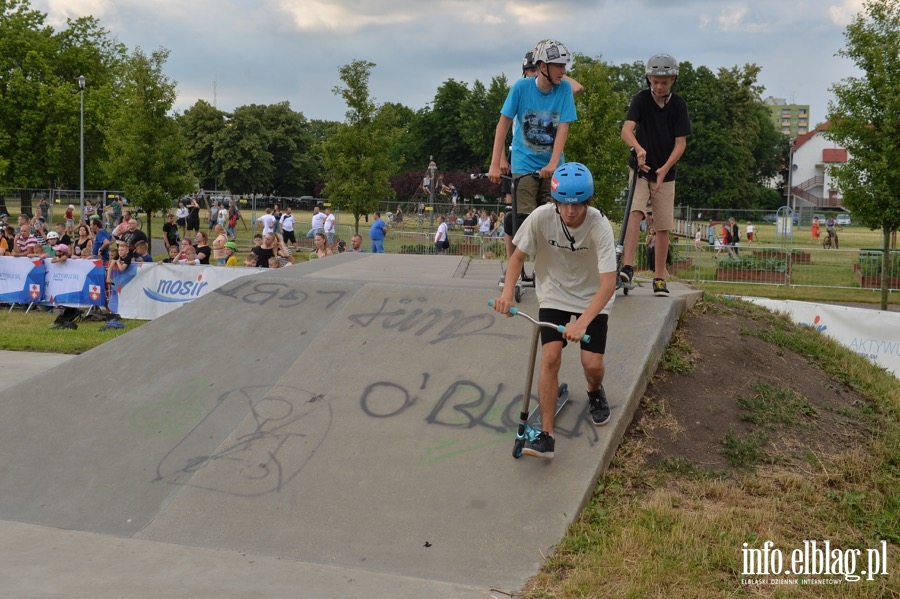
[550,162,593,203]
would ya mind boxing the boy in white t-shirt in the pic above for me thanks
[492,162,617,459]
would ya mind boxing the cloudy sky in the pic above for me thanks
[35,0,864,129]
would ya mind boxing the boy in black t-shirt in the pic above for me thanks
[619,53,691,297]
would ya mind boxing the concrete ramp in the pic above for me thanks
[0,254,701,597]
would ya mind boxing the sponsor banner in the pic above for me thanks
[0,256,45,305]
[113,263,264,320]
[45,259,106,307]
[742,297,900,377]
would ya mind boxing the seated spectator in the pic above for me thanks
[13,225,38,257]
[309,231,333,259]
[105,244,121,288]
[224,241,238,266]
[346,234,365,253]
[478,210,491,237]
[50,243,70,263]
[0,223,15,255]
[54,222,72,246]
[38,230,61,258]
[110,240,133,272]
[161,245,180,263]
[179,243,200,265]
[71,224,93,258]
[194,230,211,265]
[133,239,153,263]
[121,218,148,251]
[250,232,277,268]
[244,252,259,267]
[276,235,294,266]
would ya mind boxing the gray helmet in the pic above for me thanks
[533,39,570,65]
[522,51,536,72]
[646,53,678,77]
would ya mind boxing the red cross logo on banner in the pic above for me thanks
[29,284,40,300]
[89,284,101,301]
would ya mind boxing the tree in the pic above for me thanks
[826,0,900,309]
[411,79,477,170]
[178,100,227,191]
[319,60,399,233]
[215,104,275,196]
[675,62,780,212]
[458,76,509,170]
[102,48,193,240]
[0,2,124,216]
[260,102,318,197]
[565,56,630,216]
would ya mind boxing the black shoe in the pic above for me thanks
[619,265,633,284]
[652,278,670,296]
[588,387,610,426]
[522,431,555,459]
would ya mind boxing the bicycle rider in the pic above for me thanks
[825,215,839,248]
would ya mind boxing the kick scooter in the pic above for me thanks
[616,153,639,295]
[488,300,590,459]
[472,171,541,302]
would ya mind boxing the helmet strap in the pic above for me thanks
[554,204,579,252]
[539,63,553,85]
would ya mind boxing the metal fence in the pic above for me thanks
[666,241,900,291]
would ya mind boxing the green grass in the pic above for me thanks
[0,309,143,353]
[737,383,817,426]
[522,294,900,598]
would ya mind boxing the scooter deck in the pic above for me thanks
[525,383,569,430]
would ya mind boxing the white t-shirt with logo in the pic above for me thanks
[512,203,617,314]
[324,213,335,233]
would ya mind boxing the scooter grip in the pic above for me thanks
[555,325,591,343]
[487,300,519,316]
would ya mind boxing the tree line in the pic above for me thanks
[2,0,897,251]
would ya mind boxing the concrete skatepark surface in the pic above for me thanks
[0,254,701,598]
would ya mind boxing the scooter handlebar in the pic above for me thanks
[488,300,591,343]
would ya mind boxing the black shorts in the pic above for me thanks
[538,308,609,354]
[501,177,511,195]
[504,211,531,238]
[282,230,296,243]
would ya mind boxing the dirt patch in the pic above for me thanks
[629,299,869,472]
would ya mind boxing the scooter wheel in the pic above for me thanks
[513,439,524,459]
[623,287,630,295]
[514,285,522,303]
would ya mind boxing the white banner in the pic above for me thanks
[743,297,900,377]
[45,259,106,307]
[0,256,44,305]
[113,263,264,320]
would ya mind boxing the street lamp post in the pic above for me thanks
[427,158,437,227]
[78,75,86,222]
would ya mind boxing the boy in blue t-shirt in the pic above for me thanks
[489,39,578,268]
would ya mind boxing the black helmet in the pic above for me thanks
[522,51,536,73]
